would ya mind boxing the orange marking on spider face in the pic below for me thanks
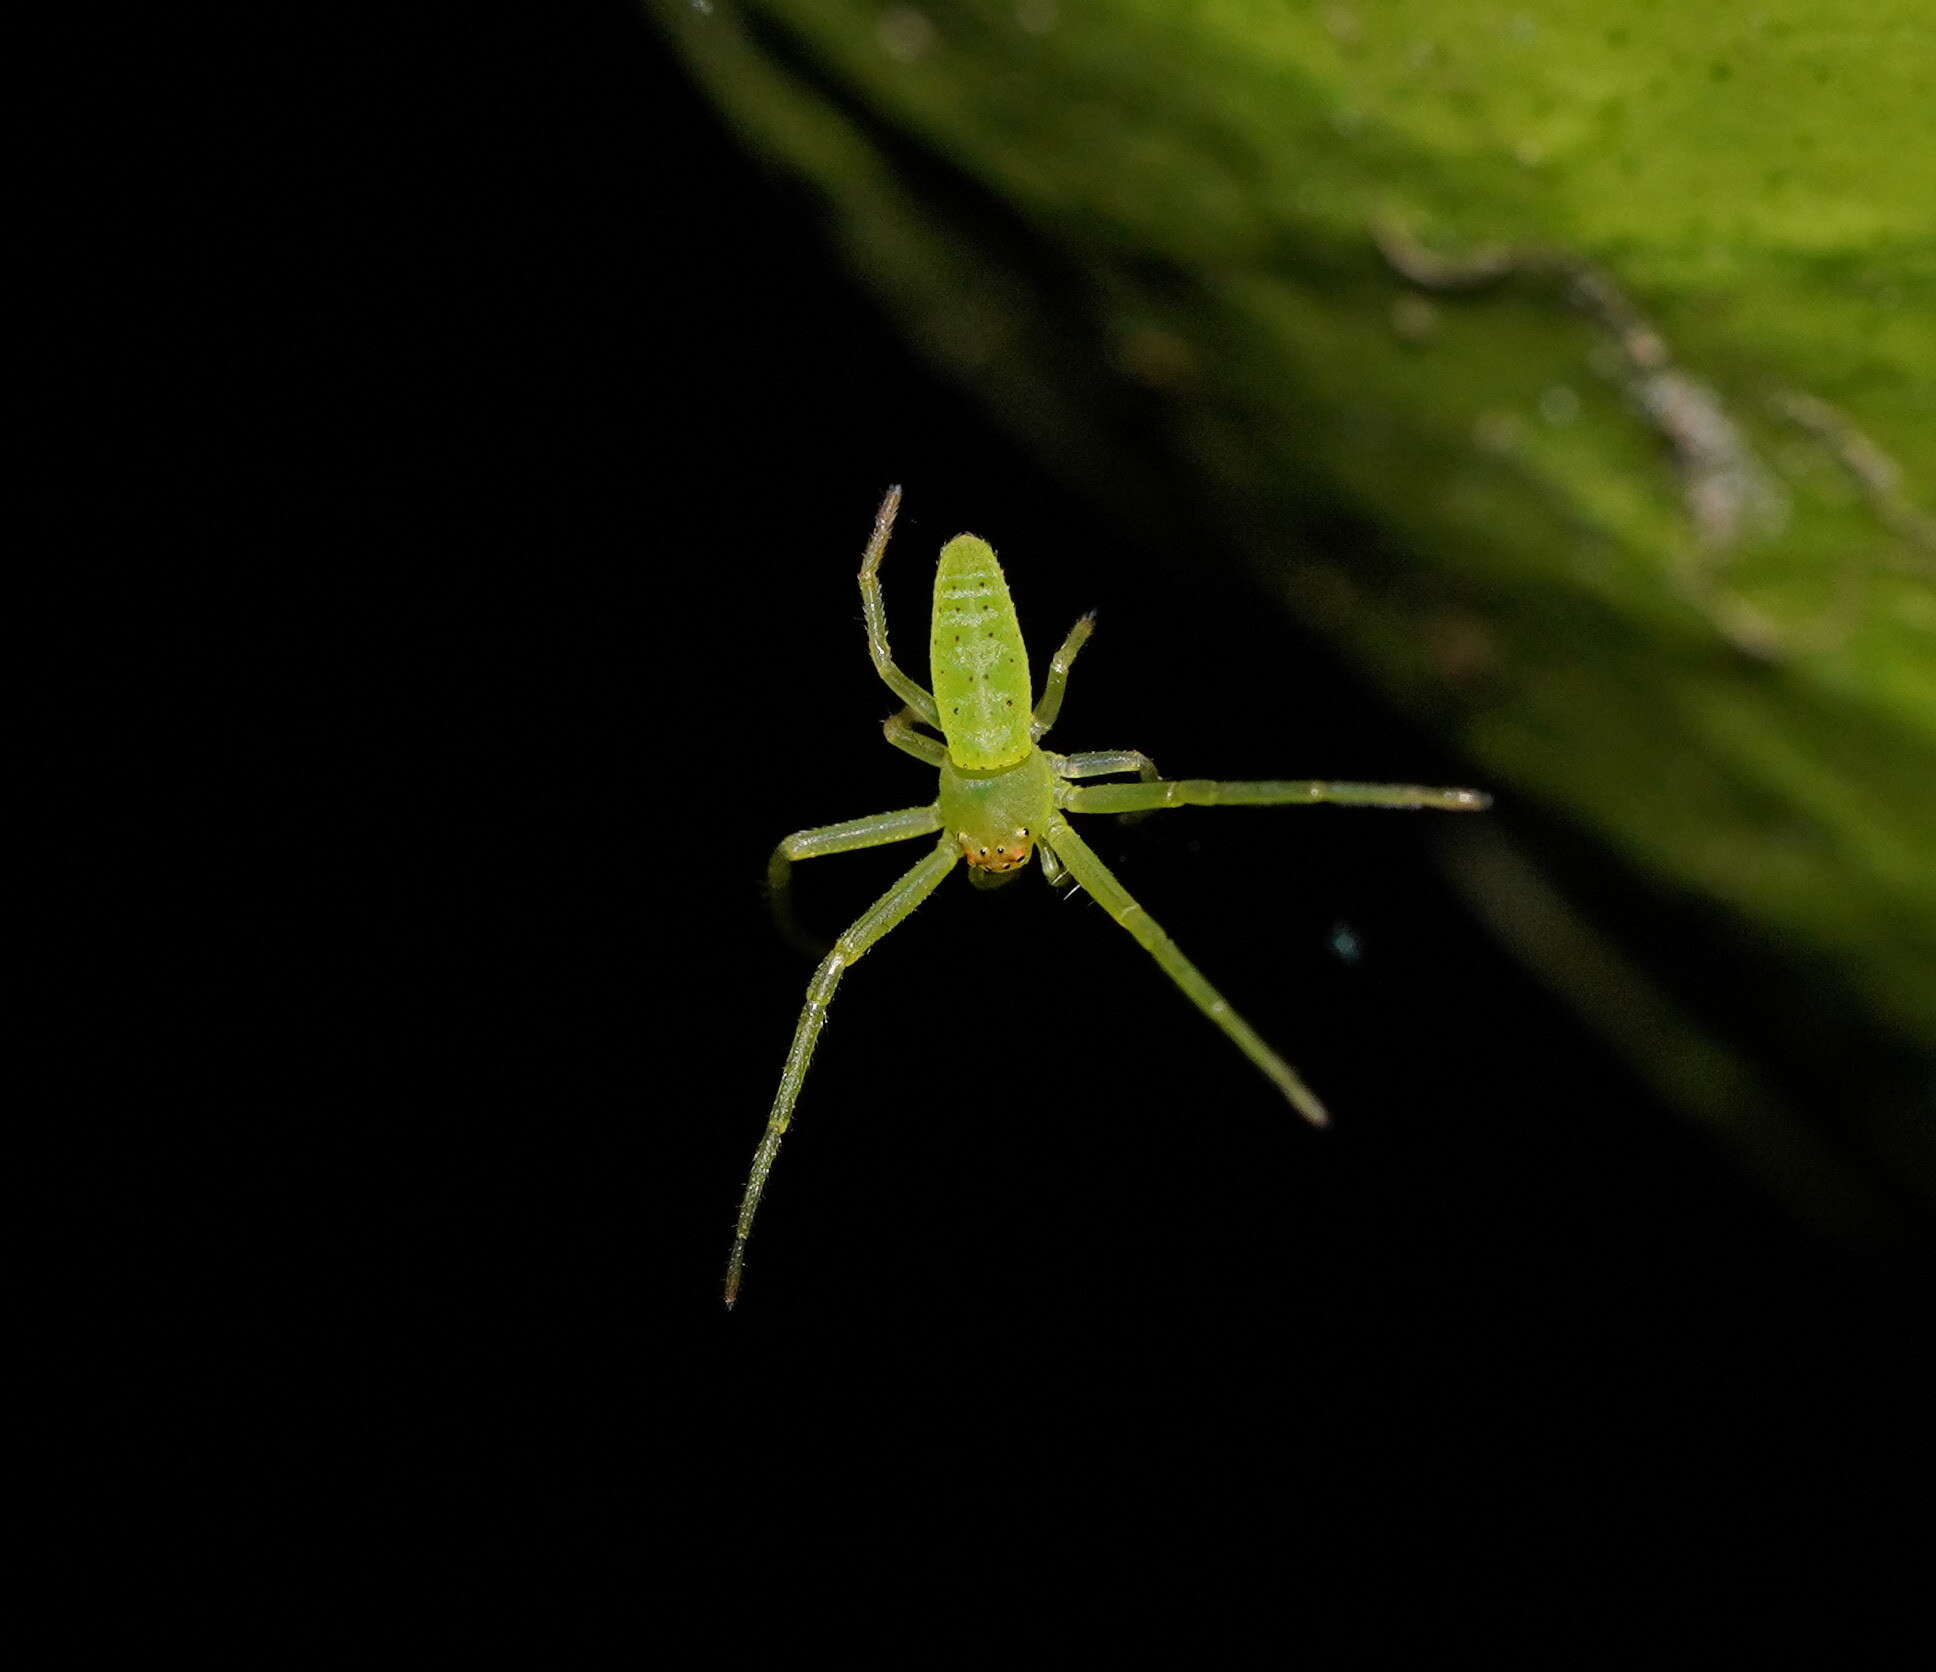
[959,829,1034,871]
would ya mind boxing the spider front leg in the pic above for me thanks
[1043,813,1332,1128]
[729,835,960,1307]
[767,803,944,957]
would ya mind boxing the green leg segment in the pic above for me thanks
[1044,814,1332,1129]
[728,835,960,1306]
[767,803,943,957]
[1030,611,1095,741]
[858,485,942,728]
[882,707,947,765]
[1062,779,1490,814]
[1054,750,1164,823]
[1053,748,1162,782]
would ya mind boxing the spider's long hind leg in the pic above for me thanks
[728,835,959,1307]
[1043,813,1332,1129]
[767,804,943,957]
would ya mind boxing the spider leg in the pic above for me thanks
[1052,748,1161,782]
[1051,749,1164,826]
[858,485,942,727]
[883,706,946,766]
[1029,611,1095,741]
[1060,778,1491,814]
[767,803,944,957]
[1038,840,1067,887]
[728,835,960,1306]
[1044,814,1331,1128]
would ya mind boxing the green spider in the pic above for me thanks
[726,487,1489,1306]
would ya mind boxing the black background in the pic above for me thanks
[64,2,1924,1651]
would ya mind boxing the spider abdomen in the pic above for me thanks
[930,534,1034,769]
